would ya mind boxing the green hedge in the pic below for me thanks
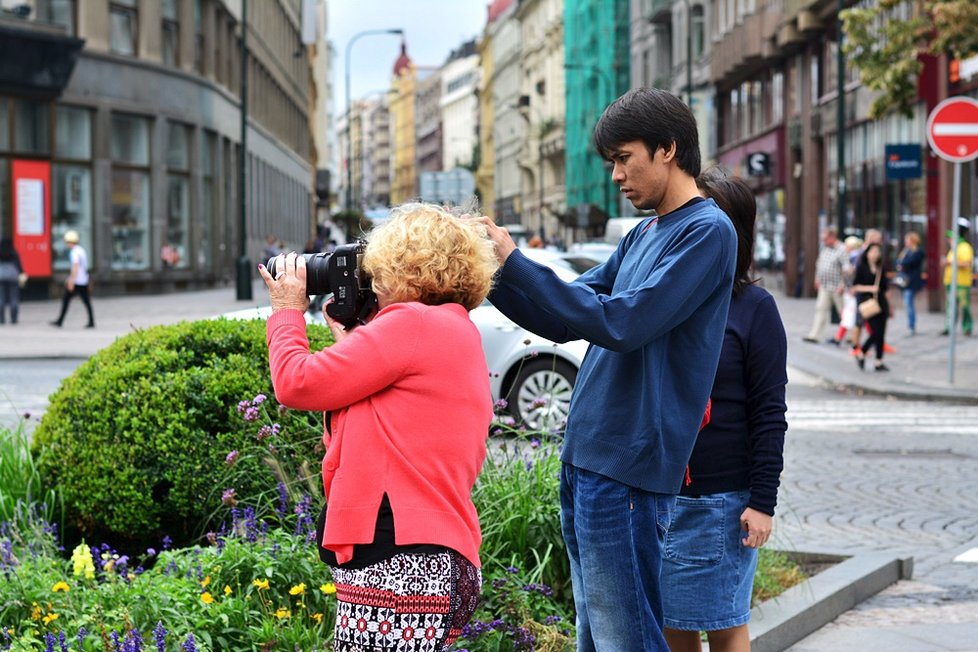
[31,317,332,548]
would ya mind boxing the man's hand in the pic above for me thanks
[463,215,518,265]
[258,252,310,313]
[740,507,773,549]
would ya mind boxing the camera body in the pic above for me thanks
[267,241,377,328]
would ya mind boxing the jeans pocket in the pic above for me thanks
[663,495,725,566]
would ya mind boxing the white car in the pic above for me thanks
[220,248,601,432]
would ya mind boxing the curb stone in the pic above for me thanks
[750,551,914,652]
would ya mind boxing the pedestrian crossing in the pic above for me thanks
[786,398,978,435]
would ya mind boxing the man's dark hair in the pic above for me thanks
[592,87,701,178]
[696,167,756,296]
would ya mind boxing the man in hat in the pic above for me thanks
[941,218,973,336]
[51,230,95,328]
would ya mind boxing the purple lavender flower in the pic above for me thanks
[243,406,260,422]
[276,482,288,518]
[145,547,156,557]
[153,622,166,652]
[57,631,68,652]
[44,633,55,652]
[236,399,250,414]
[221,488,237,507]
[162,536,173,550]
[224,450,239,466]
[77,627,89,649]
[253,393,267,405]
[494,398,508,410]
[181,633,198,652]
[110,631,122,652]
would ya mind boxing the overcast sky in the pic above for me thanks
[327,1,489,111]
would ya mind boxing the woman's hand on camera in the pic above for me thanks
[321,297,350,344]
[258,252,309,313]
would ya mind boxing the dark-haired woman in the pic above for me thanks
[852,242,891,371]
[0,238,24,325]
[661,168,788,652]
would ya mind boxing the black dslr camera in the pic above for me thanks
[266,241,377,328]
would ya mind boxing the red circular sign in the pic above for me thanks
[927,96,978,163]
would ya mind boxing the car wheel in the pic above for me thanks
[508,358,577,432]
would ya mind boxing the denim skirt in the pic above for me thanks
[660,489,758,631]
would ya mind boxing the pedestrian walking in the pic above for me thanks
[802,227,848,344]
[940,219,974,337]
[50,230,95,328]
[0,238,25,325]
[832,235,863,347]
[894,232,925,335]
[661,168,788,652]
[259,203,497,652]
[853,242,891,371]
[474,87,737,651]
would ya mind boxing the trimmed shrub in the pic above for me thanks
[31,317,332,548]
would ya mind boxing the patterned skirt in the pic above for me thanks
[330,550,482,651]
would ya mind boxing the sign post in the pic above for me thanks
[926,96,978,384]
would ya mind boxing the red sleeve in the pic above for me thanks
[265,306,419,411]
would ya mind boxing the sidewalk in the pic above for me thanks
[2,276,975,402]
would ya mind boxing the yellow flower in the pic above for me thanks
[224,585,233,596]
[311,612,323,624]
[320,583,336,595]
[30,603,41,621]
[200,575,211,589]
[252,578,270,590]
[42,613,59,626]
[289,583,306,596]
[274,608,291,619]
[70,544,95,580]
[51,581,70,593]
[201,592,214,605]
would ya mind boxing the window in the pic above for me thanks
[165,122,191,269]
[47,0,76,35]
[691,4,705,59]
[14,100,51,155]
[110,114,151,270]
[199,131,215,269]
[53,106,93,271]
[163,0,181,66]
[110,0,139,56]
[193,0,204,73]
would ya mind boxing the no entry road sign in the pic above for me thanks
[927,96,978,163]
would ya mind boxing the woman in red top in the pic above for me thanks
[259,203,499,651]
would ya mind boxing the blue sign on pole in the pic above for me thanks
[884,144,922,180]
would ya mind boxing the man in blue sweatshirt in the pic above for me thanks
[475,88,737,651]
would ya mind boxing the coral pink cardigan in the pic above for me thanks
[266,302,491,567]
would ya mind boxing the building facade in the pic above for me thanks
[440,40,479,172]
[415,67,443,176]
[488,0,524,228]
[0,0,319,296]
[389,40,417,205]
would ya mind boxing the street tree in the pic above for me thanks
[841,0,978,119]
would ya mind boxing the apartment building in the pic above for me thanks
[0,0,320,295]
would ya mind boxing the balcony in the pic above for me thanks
[711,8,783,81]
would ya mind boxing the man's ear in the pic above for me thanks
[661,141,678,163]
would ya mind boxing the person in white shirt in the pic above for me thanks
[51,230,95,328]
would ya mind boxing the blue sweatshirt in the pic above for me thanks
[680,285,788,515]
[490,198,737,493]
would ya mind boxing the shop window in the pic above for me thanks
[199,131,215,269]
[110,0,138,56]
[55,106,91,160]
[163,0,180,67]
[51,166,93,271]
[165,122,191,269]
[0,100,8,151]
[13,100,50,155]
[110,114,151,270]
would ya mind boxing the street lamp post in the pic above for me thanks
[345,29,403,214]
[236,0,251,300]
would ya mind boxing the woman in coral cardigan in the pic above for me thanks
[259,203,498,651]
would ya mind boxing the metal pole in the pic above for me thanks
[235,0,252,300]
[685,0,693,106]
[345,29,403,215]
[836,0,847,235]
[948,162,961,384]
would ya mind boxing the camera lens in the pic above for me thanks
[266,253,333,296]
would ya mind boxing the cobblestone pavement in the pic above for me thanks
[781,369,978,649]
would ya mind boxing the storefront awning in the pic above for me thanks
[0,22,84,99]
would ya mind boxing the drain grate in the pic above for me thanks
[852,448,970,460]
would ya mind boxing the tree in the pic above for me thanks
[841,0,978,119]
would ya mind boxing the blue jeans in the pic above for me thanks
[560,464,674,651]
[902,288,918,332]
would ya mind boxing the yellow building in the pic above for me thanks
[475,26,496,219]
[390,42,417,205]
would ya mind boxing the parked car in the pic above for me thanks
[220,249,602,431]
